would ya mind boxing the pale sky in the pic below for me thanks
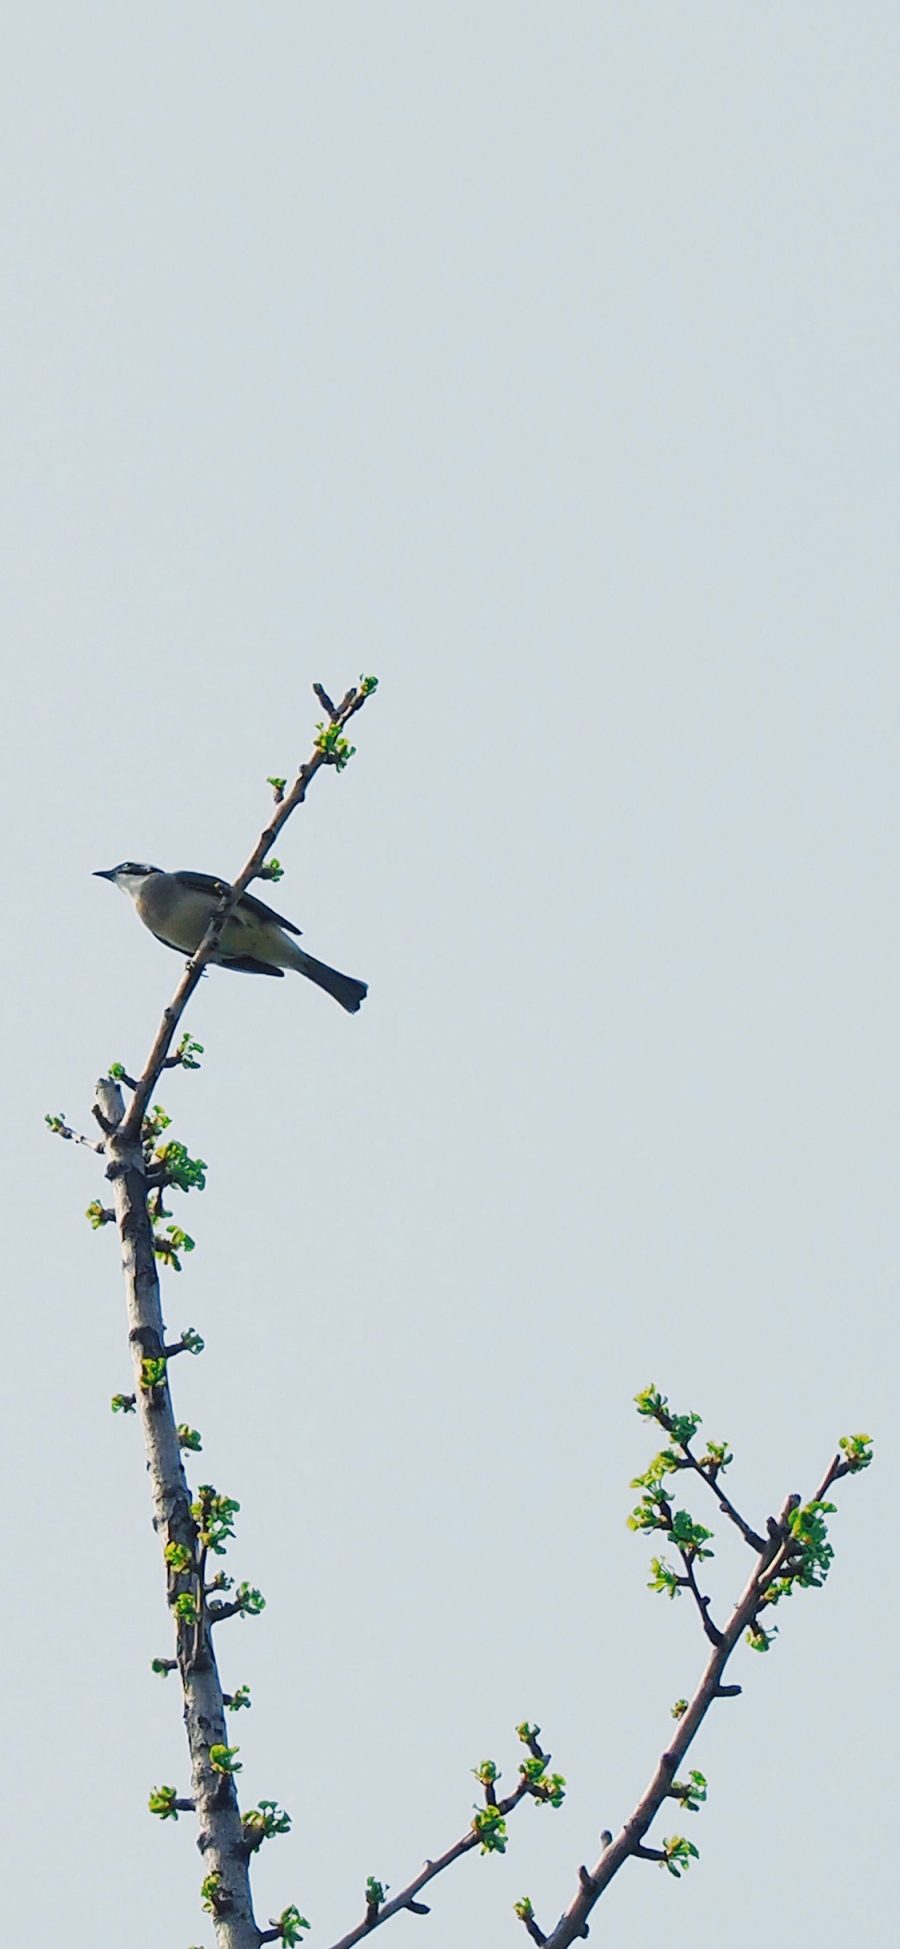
[3,6,897,1946]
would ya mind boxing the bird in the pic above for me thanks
[93,863,367,1013]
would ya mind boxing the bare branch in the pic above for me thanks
[677,1551,723,1647]
[676,1445,766,1553]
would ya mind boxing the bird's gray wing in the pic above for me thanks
[173,870,302,935]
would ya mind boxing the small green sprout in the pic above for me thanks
[173,1592,199,1625]
[472,1805,508,1853]
[234,1582,266,1617]
[142,1106,172,1145]
[151,1657,177,1677]
[267,776,287,801]
[634,1384,702,1450]
[746,1621,777,1652]
[178,1424,203,1453]
[526,1767,566,1808]
[148,1785,179,1820]
[153,1224,195,1271]
[140,1356,168,1391]
[200,1871,228,1915]
[671,1770,707,1813]
[276,1905,310,1945]
[258,856,284,882]
[85,1201,113,1229]
[359,674,379,695]
[241,1800,291,1845]
[173,1032,204,1069]
[192,1487,239,1555]
[225,1683,252,1712]
[155,1141,207,1193]
[661,1835,699,1878]
[671,1698,688,1720]
[314,720,356,770]
[647,1555,682,1599]
[365,1877,387,1912]
[111,1392,136,1414]
[180,1327,205,1356]
[840,1432,874,1471]
[473,1760,500,1787]
[164,1541,194,1575]
[209,1744,241,1775]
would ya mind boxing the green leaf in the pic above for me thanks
[191,1487,240,1554]
[200,1871,225,1915]
[140,1356,168,1390]
[148,1785,179,1820]
[661,1835,700,1878]
[235,1581,266,1616]
[839,1432,874,1471]
[472,1804,508,1854]
[241,1799,291,1841]
[277,1906,311,1946]
[164,1541,193,1575]
[209,1743,242,1775]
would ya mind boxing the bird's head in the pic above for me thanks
[93,862,164,897]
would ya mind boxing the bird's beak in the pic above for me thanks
[93,868,118,880]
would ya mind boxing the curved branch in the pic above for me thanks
[540,1461,845,1947]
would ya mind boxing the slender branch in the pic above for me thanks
[120,679,375,1143]
[539,1466,843,1948]
[677,1552,723,1647]
[324,1781,532,1949]
[45,1115,106,1154]
[676,1446,766,1553]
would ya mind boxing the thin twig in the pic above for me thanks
[324,1781,532,1949]
[676,1445,766,1553]
[677,1551,723,1647]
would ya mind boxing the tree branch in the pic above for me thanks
[676,1444,766,1554]
[539,1464,846,1948]
[119,678,375,1144]
[324,1781,532,1949]
[94,680,377,1949]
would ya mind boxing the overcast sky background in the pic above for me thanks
[3,5,897,1945]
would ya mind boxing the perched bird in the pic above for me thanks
[94,863,367,1013]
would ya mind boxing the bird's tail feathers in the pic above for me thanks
[290,944,368,1013]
